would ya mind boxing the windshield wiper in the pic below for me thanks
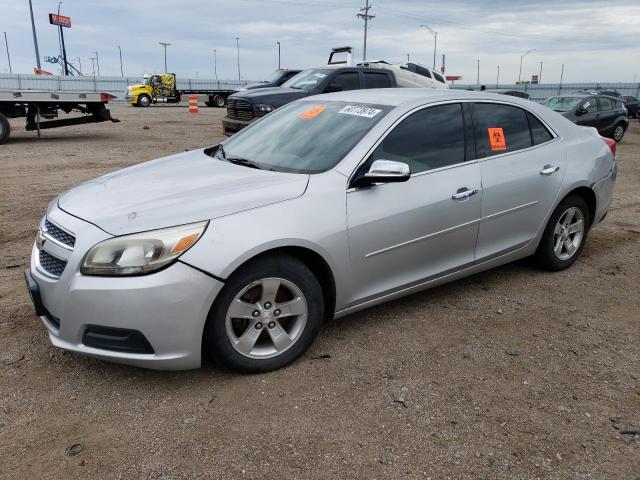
[226,157,263,170]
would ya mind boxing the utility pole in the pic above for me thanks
[159,42,170,72]
[406,53,410,61]
[276,41,281,69]
[477,59,480,85]
[496,65,500,88]
[356,0,374,61]
[539,61,543,84]
[28,0,42,69]
[76,56,82,74]
[94,51,100,76]
[89,56,96,76]
[518,48,535,83]
[213,49,218,80]
[559,63,565,94]
[3,32,11,74]
[117,46,123,77]
[441,53,445,74]
[236,37,241,80]
[420,24,437,70]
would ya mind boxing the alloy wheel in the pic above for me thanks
[225,277,308,359]
[614,125,624,141]
[553,207,585,260]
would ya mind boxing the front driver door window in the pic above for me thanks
[326,72,359,92]
[345,103,482,305]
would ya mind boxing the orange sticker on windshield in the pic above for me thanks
[488,127,507,151]
[299,106,325,120]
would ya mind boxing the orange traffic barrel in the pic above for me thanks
[188,95,199,114]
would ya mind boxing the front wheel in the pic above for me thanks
[612,123,625,142]
[205,255,324,373]
[534,195,590,271]
[137,94,151,107]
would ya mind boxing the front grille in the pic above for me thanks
[44,219,76,248]
[226,98,255,121]
[39,250,67,277]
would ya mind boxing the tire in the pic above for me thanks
[534,195,590,271]
[612,123,625,143]
[137,94,151,108]
[205,255,324,373]
[0,114,10,144]
[214,95,226,108]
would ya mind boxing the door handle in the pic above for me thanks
[451,188,479,200]
[540,165,560,176]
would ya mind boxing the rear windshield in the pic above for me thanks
[543,96,582,112]
[282,69,331,91]
[219,101,392,174]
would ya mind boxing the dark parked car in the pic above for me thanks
[576,89,622,99]
[222,66,397,135]
[622,95,638,118]
[543,93,629,142]
[240,69,302,91]
[487,89,530,99]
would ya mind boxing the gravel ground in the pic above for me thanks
[0,105,639,479]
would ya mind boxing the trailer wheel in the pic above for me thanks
[0,114,10,144]
[137,94,151,107]
[214,95,227,108]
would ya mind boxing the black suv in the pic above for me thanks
[222,66,397,135]
[542,93,629,142]
[622,95,638,118]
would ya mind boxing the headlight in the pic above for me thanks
[81,221,208,276]
[254,104,275,116]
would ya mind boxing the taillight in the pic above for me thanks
[100,93,116,103]
[602,136,616,157]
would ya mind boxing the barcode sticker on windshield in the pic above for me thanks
[338,105,382,118]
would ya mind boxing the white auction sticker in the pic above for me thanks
[338,105,382,118]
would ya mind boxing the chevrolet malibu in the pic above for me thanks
[25,89,617,372]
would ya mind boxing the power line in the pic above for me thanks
[356,0,375,61]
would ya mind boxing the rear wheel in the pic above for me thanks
[137,94,151,107]
[612,123,625,142]
[534,195,590,271]
[205,255,324,373]
[0,114,10,144]
[214,94,226,108]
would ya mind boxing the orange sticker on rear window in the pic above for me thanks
[299,106,325,120]
[488,127,507,151]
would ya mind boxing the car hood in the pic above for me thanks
[242,81,274,90]
[58,149,309,236]
[230,87,310,108]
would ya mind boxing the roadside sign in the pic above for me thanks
[531,75,539,84]
[49,14,71,27]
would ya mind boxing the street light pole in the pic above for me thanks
[76,56,82,74]
[213,49,218,80]
[159,42,170,72]
[539,61,543,84]
[94,51,100,76]
[518,48,535,83]
[28,0,41,69]
[3,32,11,74]
[420,24,437,70]
[477,59,480,85]
[117,46,123,77]
[496,65,500,88]
[236,37,241,81]
[276,41,281,69]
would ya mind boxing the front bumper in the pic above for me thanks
[125,94,137,105]
[222,116,253,136]
[27,206,224,370]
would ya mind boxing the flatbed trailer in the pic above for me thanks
[0,90,119,144]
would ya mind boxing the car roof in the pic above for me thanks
[301,88,537,107]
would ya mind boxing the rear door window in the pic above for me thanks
[473,103,532,158]
[527,112,554,145]
[415,65,432,78]
[369,103,466,173]
[433,72,446,84]
[363,72,392,88]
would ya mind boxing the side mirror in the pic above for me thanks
[353,160,411,188]
[324,84,342,93]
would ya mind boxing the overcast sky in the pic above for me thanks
[3,0,640,84]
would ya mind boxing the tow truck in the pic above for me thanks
[0,90,119,144]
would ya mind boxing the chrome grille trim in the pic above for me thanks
[226,98,255,121]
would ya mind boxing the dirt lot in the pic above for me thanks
[1,105,638,479]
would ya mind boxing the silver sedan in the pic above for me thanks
[25,89,617,372]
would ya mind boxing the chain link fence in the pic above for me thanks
[451,83,640,102]
[0,74,256,103]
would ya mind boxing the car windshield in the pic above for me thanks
[543,96,583,112]
[264,70,284,83]
[217,101,392,174]
[282,69,330,91]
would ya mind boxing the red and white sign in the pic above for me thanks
[49,13,71,27]
[531,75,539,84]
